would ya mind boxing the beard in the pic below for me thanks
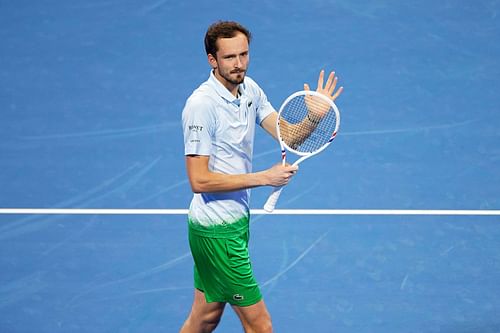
[218,67,246,85]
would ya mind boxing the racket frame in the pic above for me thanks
[276,90,340,166]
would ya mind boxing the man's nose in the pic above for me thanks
[235,56,243,68]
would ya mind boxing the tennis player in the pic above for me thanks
[180,21,342,333]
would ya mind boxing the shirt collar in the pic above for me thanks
[209,70,246,105]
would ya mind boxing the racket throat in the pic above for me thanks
[281,149,287,165]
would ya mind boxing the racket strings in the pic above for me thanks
[279,94,337,153]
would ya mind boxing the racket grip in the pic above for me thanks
[263,186,284,213]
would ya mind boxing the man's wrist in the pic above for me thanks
[307,113,321,125]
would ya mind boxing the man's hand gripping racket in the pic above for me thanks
[263,70,343,212]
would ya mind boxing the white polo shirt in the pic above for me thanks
[182,71,275,233]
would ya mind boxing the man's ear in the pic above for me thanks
[207,53,217,69]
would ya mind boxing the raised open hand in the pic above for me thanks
[303,70,343,122]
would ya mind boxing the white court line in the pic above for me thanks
[0,208,499,216]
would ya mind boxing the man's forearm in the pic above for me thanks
[188,170,268,193]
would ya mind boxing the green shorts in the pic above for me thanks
[188,223,262,307]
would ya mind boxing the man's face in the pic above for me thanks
[209,32,249,88]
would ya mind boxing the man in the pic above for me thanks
[180,21,342,333]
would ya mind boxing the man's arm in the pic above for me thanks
[260,70,343,147]
[260,112,279,139]
[261,109,321,147]
[186,154,297,193]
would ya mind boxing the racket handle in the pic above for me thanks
[263,186,284,213]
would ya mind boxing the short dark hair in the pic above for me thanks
[204,21,252,56]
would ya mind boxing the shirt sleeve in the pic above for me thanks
[182,95,215,156]
[255,88,276,125]
[244,77,276,125]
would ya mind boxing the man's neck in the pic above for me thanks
[213,71,239,97]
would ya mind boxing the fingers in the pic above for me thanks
[285,164,298,174]
[283,165,298,184]
[327,73,337,95]
[332,85,344,101]
[316,69,325,92]
[268,163,299,186]
[281,166,297,185]
[284,162,298,168]
[325,71,335,93]
[324,71,340,95]
[305,69,344,101]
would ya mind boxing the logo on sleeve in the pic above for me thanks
[189,125,203,132]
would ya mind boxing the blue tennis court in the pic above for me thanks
[1,0,500,332]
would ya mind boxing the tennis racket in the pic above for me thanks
[263,90,340,212]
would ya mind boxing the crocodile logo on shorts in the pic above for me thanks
[233,294,244,301]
